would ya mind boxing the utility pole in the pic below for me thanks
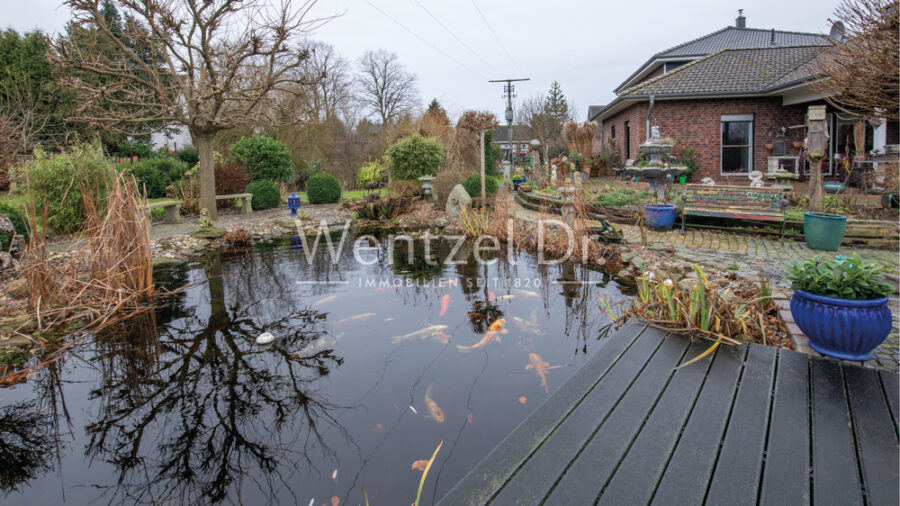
[489,78,529,171]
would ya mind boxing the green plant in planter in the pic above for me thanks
[784,254,894,300]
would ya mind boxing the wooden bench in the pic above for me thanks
[681,184,788,237]
[216,193,253,215]
[147,200,183,224]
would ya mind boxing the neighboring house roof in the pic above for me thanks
[620,45,826,97]
[587,105,605,121]
[493,125,531,142]
[614,26,830,93]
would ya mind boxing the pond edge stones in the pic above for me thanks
[446,184,472,218]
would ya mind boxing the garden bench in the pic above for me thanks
[216,193,253,215]
[681,184,788,237]
[146,200,183,224]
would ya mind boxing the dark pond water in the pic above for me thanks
[0,234,630,505]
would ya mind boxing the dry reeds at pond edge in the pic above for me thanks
[7,170,157,369]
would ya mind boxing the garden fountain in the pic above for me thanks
[624,126,686,199]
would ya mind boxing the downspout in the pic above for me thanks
[645,94,655,142]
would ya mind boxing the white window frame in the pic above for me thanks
[720,114,754,174]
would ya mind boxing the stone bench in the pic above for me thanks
[216,193,253,215]
[147,200,182,224]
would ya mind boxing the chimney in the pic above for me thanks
[735,9,746,28]
[770,28,776,45]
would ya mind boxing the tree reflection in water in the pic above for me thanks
[84,253,349,504]
[0,400,61,495]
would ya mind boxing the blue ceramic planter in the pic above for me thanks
[643,204,677,231]
[790,290,892,360]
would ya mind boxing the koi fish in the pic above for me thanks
[411,460,429,471]
[514,289,539,297]
[311,295,337,308]
[526,353,552,393]
[433,331,450,344]
[335,312,375,324]
[467,312,487,319]
[511,316,543,335]
[332,469,338,482]
[457,319,505,352]
[487,291,496,302]
[437,279,459,288]
[392,324,448,343]
[496,294,515,302]
[409,405,418,415]
[440,294,450,316]
[424,384,445,423]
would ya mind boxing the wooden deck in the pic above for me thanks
[438,324,899,505]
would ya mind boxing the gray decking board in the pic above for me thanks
[758,349,811,506]
[542,335,691,505]
[704,344,777,505]
[844,366,900,506]
[488,328,666,506]
[811,359,864,506]
[650,344,747,505]
[594,339,714,506]
[439,328,900,506]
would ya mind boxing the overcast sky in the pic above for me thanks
[2,0,841,122]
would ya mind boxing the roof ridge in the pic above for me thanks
[620,49,728,96]
[653,26,732,58]
[727,26,828,37]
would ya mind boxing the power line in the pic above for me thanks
[470,0,524,75]
[361,0,487,80]
[412,0,502,76]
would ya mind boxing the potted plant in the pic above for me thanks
[785,254,894,360]
[803,211,847,251]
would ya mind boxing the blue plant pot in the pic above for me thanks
[643,204,677,231]
[790,290,892,360]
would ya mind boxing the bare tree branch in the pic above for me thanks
[355,49,418,126]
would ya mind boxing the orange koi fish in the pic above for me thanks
[335,312,375,324]
[424,384,445,423]
[440,294,450,316]
[511,316,542,335]
[457,319,505,352]
[526,353,552,393]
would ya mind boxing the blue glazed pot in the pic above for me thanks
[643,204,677,231]
[790,290,892,360]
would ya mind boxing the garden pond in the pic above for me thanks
[0,234,632,505]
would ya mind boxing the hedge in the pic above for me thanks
[462,173,498,198]
[246,180,282,210]
[230,136,293,182]
[385,134,444,180]
[307,172,341,204]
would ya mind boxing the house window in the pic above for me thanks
[664,61,688,72]
[610,126,616,141]
[721,114,753,173]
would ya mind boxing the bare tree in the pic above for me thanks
[519,95,559,186]
[292,40,353,124]
[356,49,418,126]
[815,0,899,120]
[56,0,331,220]
[458,110,498,205]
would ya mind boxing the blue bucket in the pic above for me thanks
[643,204,677,230]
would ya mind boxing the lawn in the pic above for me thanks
[292,188,385,204]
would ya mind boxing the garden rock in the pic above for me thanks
[273,217,299,229]
[0,252,15,272]
[446,185,472,218]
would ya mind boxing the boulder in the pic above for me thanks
[445,184,472,218]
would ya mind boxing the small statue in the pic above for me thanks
[651,126,661,143]
[198,208,213,229]
[550,165,558,185]
[700,177,716,186]
[748,170,764,188]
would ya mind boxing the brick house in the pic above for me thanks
[589,12,900,182]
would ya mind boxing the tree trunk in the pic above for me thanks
[808,155,824,212]
[195,133,218,221]
[480,130,486,208]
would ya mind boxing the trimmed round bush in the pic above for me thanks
[0,203,28,251]
[385,134,444,181]
[230,136,293,182]
[462,173,498,198]
[27,145,115,234]
[245,180,282,210]
[127,156,188,198]
[307,172,342,204]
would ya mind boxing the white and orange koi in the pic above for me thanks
[511,316,542,335]
[424,384,445,423]
[335,312,375,324]
[514,289,539,297]
[457,319,505,352]
[392,324,448,343]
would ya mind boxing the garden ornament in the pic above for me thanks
[445,184,472,218]
[700,177,716,186]
[748,170,765,188]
